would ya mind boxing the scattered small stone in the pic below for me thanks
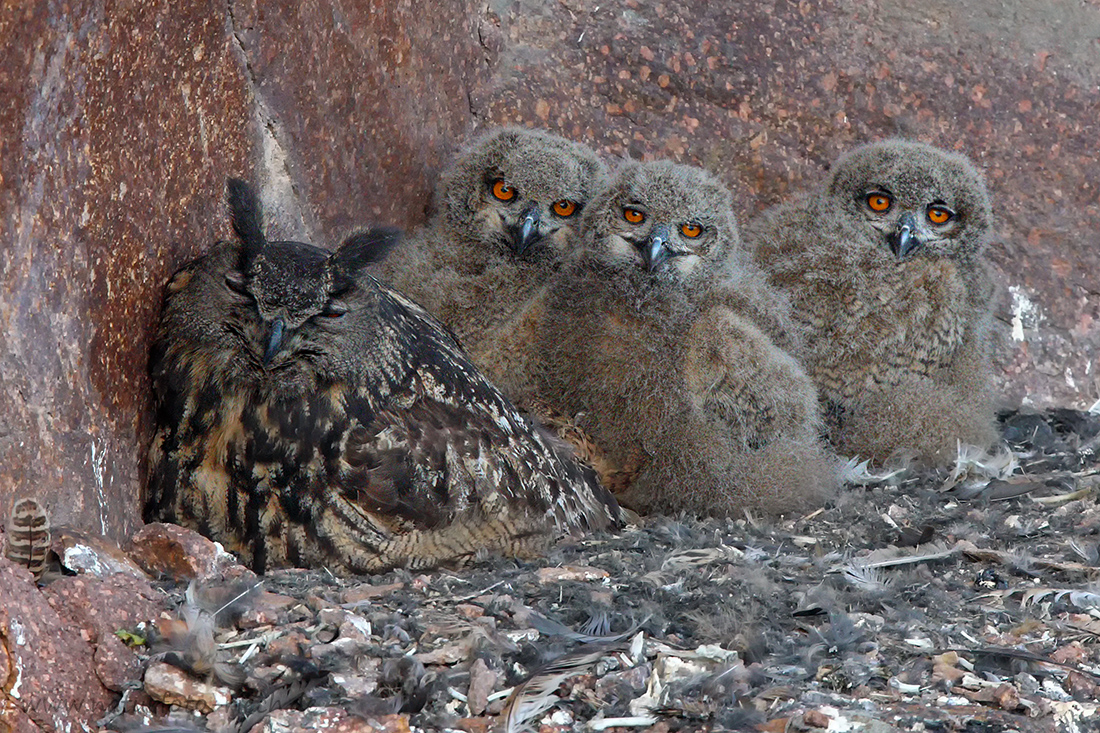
[144,661,233,713]
[237,592,297,628]
[456,603,484,619]
[53,527,150,580]
[466,658,498,716]
[331,660,382,698]
[536,565,610,583]
[338,612,373,641]
[207,705,237,731]
[454,716,493,733]
[130,523,251,582]
[341,581,405,604]
[415,639,470,665]
[308,638,367,668]
[254,708,410,732]
[318,608,347,627]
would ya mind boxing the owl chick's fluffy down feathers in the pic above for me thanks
[744,140,1000,464]
[146,179,621,574]
[533,161,840,518]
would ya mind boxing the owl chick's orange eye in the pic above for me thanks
[491,180,516,201]
[927,206,953,225]
[552,200,577,217]
[680,222,703,238]
[623,207,646,224]
[866,193,892,213]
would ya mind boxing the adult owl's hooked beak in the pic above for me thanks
[263,318,286,366]
[510,202,541,255]
[889,212,921,260]
[641,224,672,272]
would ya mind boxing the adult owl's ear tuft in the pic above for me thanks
[227,178,266,268]
[332,227,403,276]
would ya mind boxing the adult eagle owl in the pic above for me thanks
[146,179,621,574]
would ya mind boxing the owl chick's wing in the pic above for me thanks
[707,251,804,353]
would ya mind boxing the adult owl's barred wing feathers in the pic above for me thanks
[335,285,622,539]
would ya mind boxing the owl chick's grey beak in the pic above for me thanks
[641,225,672,272]
[263,318,286,366]
[511,203,541,255]
[889,212,921,260]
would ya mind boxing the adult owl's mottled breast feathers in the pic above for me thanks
[147,178,619,573]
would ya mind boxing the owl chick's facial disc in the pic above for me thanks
[445,129,601,259]
[828,141,992,262]
[585,161,736,280]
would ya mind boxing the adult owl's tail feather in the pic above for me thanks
[532,421,624,531]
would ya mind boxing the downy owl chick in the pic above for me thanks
[745,140,999,464]
[146,178,621,574]
[374,126,606,401]
[535,161,839,517]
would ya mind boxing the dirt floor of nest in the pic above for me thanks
[102,408,1100,733]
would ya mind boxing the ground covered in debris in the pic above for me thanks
[85,409,1100,732]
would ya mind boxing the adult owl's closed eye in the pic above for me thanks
[535,160,839,518]
[373,127,606,402]
[745,140,1000,464]
[145,178,620,574]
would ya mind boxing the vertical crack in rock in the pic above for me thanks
[225,0,319,244]
[466,87,479,121]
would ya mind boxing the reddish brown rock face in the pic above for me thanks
[0,0,255,545]
[0,0,490,542]
[42,572,167,693]
[0,559,117,731]
[1,0,1097,547]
